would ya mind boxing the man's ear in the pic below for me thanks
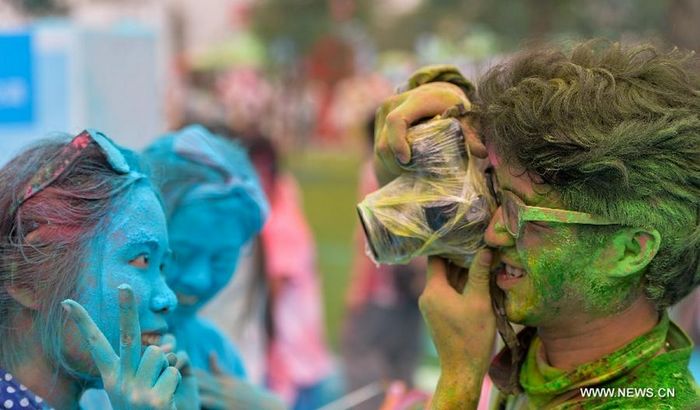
[601,228,662,279]
[5,283,41,310]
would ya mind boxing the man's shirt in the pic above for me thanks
[490,313,700,409]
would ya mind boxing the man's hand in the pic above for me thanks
[419,250,496,409]
[373,81,487,186]
[63,285,187,410]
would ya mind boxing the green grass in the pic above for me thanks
[287,147,363,350]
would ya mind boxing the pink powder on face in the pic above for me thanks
[486,143,502,168]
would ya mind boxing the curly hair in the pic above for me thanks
[477,40,700,308]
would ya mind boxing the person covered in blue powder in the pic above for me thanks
[0,131,198,409]
[142,124,285,409]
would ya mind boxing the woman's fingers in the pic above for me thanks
[199,391,226,410]
[208,352,224,376]
[159,333,176,353]
[61,299,119,379]
[193,368,222,394]
[174,351,193,376]
[135,345,169,387]
[118,284,141,378]
[152,366,181,400]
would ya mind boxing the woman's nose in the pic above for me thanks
[176,258,212,295]
[484,206,515,248]
[150,277,178,313]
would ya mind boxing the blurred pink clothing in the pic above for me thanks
[347,160,400,308]
[261,174,333,402]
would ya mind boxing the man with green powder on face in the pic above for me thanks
[373,41,700,409]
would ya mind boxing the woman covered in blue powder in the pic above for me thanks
[142,124,285,409]
[0,131,198,409]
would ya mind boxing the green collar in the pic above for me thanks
[513,312,693,407]
[489,312,692,408]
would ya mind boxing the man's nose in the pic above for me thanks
[484,206,515,248]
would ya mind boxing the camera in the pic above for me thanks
[357,118,494,267]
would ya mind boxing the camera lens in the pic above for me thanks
[423,202,458,231]
[357,205,423,264]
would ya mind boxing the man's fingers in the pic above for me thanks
[460,120,487,159]
[384,93,466,165]
[118,284,141,377]
[383,111,411,164]
[377,86,468,175]
[61,299,118,378]
[425,256,451,291]
[463,249,493,295]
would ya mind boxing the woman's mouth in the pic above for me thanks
[496,263,526,289]
[141,332,162,347]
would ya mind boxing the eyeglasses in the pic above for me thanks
[485,168,618,238]
[10,129,137,217]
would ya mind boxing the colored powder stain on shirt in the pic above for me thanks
[0,369,52,410]
[490,312,700,409]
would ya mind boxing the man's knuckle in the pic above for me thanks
[385,111,403,126]
[418,293,434,311]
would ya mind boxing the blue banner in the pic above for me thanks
[0,33,34,124]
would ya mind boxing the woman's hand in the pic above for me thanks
[373,81,486,186]
[62,284,183,410]
[193,354,286,410]
[419,251,496,409]
[158,334,199,410]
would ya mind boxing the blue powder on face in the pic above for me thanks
[165,195,259,316]
[76,182,176,353]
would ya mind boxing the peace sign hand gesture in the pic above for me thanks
[62,284,182,410]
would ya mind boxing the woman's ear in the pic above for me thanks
[602,228,662,279]
[5,283,41,310]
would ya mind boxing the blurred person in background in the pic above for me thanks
[142,125,285,409]
[246,136,340,410]
[341,116,427,410]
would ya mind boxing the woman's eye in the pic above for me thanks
[130,255,150,268]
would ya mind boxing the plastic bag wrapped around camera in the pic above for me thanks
[357,118,495,267]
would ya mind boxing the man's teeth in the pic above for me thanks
[141,334,161,346]
[505,265,525,278]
